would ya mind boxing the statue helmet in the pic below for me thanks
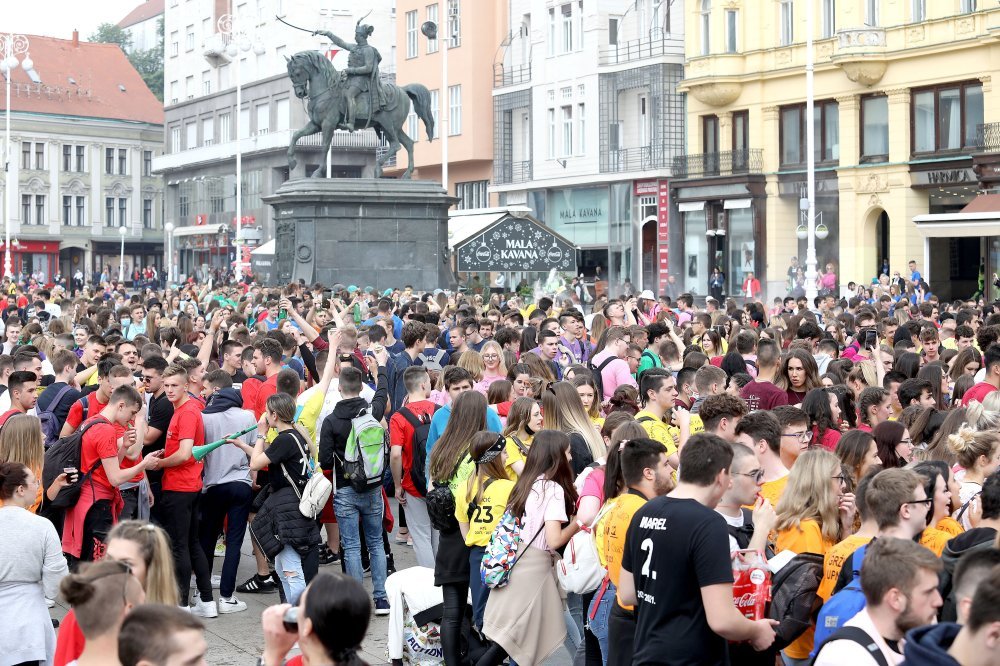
[356,10,375,37]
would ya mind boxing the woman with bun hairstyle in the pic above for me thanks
[501,397,542,478]
[55,520,178,666]
[948,425,1000,529]
[259,572,372,666]
[0,462,69,666]
[59,559,145,666]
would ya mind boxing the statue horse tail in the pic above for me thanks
[403,83,435,142]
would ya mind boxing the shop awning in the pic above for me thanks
[251,239,275,255]
[914,194,1000,238]
[171,224,228,238]
[678,201,706,212]
[452,212,577,274]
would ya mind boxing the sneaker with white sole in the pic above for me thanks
[374,598,390,616]
[190,574,222,589]
[214,539,226,557]
[190,599,218,618]
[218,595,248,614]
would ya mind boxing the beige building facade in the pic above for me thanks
[674,0,999,302]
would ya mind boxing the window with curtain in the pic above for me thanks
[912,82,983,154]
[861,95,889,161]
[725,10,738,53]
[700,0,711,55]
[911,0,925,22]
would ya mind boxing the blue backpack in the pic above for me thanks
[811,544,869,656]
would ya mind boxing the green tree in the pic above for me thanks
[88,23,131,51]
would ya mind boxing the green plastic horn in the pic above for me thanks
[192,424,258,461]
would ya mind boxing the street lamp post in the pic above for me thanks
[118,225,128,284]
[0,33,31,280]
[804,0,818,303]
[218,14,264,283]
[164,221,174,285]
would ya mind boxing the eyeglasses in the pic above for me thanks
[899,438,913,446]
[482,354,499,359]
[900,498,934,510]
[832,474,848,485]
[733,468,765,483]
[141,375,154,383]
[781,431,813,442]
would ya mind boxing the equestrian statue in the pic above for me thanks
[284,19,435,178]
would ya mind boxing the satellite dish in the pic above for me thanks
[421,21,438,39]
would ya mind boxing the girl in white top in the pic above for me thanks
[947,426,1000,528]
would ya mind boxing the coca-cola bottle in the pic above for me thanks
[732,549,770,621]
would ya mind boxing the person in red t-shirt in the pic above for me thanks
[739,340,790,411]
[389,365,438,569]
[61,385,159,563]
[154,364,214,617]
[61,363,134,436]
[250,338,283,418]
[962,343,1000,406]
[0,370,38,429]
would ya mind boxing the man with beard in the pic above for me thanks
[812,537,942,665]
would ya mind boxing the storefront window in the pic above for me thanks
[727,207,754,295]
[683,210,708,295]
[546,187,609,245]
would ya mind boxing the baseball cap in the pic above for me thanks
[639,290,655,300]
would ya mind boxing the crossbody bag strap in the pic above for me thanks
[279,431,310,500]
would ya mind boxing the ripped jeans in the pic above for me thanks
[275,544,306,603]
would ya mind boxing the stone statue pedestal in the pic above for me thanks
[263,178,457,290]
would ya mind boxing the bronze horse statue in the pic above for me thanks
[285,50,435,178]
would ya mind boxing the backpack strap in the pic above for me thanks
[955,488,982,523]
[595,357,615,373]
[636,415,657,424]
[811,626,889,666]
[398,405,428,430]
[510,435,529,456]
[40,384,74,415]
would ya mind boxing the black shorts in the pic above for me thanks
[81,499,114,563]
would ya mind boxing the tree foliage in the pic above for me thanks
[89,20,164,101]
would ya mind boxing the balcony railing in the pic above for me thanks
[599,35,684,66]
[494,160,532,185]
[494,63,531,88]
[976,122,1000,152]
[601,144,674,174]
[672,149,764,179]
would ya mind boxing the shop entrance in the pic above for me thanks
[641,218,657,291]
[876,210,890,278]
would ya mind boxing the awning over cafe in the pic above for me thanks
[452,211,578,274]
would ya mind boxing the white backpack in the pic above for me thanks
[556,503,612,594]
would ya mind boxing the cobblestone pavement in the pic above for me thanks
[51,500,573,665]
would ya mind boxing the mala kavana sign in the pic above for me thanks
[455,217,577,273]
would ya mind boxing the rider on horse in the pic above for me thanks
[313,23,387,131]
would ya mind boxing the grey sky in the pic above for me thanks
[5,0,143,43]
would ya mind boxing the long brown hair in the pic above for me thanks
[542,382,606,462]
[502,397,537,439]
[466,431,507,507]
[429,391,487,482]
[507,430,578,519]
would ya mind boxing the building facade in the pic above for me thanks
[491,0,686,296]
[675,0,999,302]
[118,0,165,53]
[155,0,395,280]
[0,33,165,284]
[388,0,506,209]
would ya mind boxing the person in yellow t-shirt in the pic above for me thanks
[634,369,679,468]
[500,397,541,479]
[774,450,853,663]
[456,432,516,631]
[591,437,674,664]
[817,469,880,601]
[912,462,965,557]
[734,411,790,509]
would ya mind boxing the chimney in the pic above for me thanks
[72,30,79,47]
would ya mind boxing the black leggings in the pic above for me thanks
[441,581,469,666]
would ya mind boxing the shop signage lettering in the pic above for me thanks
[559,207,605,222]
[456,217,577,273]
[911,168,976,186]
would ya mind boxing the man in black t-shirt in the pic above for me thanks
[37,348,83,432]
[618,433,777,666]
[141,356,174,503]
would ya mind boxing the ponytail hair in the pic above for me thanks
[947,425,1000,471]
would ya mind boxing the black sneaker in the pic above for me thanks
[318,546,340,566]
[236,573,276,594]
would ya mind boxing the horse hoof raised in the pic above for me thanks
[288,158,297,171]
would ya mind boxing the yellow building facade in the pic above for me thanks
[672,0,1000,302]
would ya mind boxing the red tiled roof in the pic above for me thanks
[117,0,165,29]
[0,35,163,125]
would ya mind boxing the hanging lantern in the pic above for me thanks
[815,223,829,240]
[796,224,808,240]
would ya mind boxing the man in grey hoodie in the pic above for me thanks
[198,369,256,614]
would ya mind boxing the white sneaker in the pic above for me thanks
[190,599,218,618]
[218,595,248,614]
[178,605,192,612]
[190,574,222,589]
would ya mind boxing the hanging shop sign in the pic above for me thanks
[454,214,577,273]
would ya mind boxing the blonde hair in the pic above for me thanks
[542,381,606,462]
[775,449,843,544]
[479,341,508,377]
[107,520,179,606]
[947,425,1000,471]
[457,350,485,382]
[965,400,1000,431]
[0,415,44,472]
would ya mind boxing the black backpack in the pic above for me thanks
[42,418,107,509]
[399,405,439,497]
[37,385,74,449]
[587,356,616,400]
[809,626,888,666]
[726,508,776,559]
[768,552,825,650]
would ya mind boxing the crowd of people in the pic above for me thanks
[0,270,998,666]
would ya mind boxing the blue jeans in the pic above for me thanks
[275,544,306,603]
[334,486,388,601]
[468,545,489,629]
[587,581,617,666]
